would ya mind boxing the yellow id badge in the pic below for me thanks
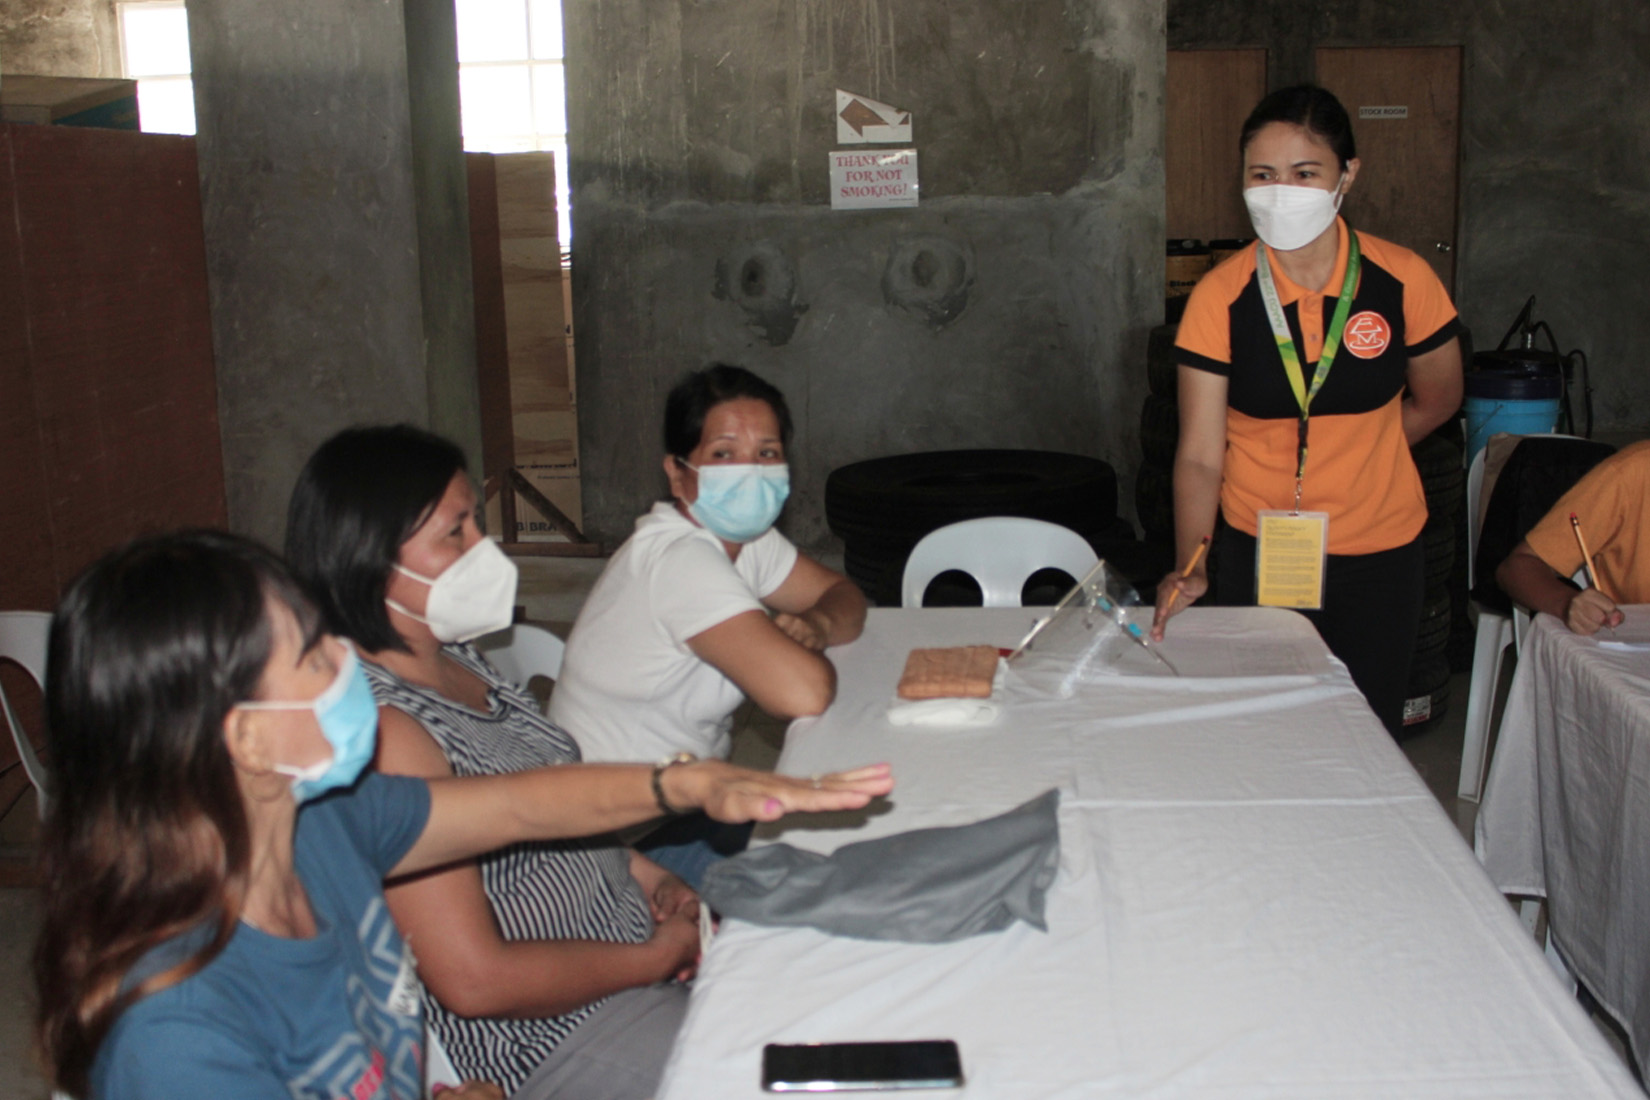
[1255,510,1328,610]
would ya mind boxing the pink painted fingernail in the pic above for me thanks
[764,798,782,815]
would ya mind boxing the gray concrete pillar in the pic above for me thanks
[189,0,481,546]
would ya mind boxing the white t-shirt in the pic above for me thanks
[547,501,800,762]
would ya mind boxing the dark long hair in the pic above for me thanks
[286,424,467,653]
[34,530,319,1096]
[1240,84,1357,170]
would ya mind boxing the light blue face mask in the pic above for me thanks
[684,462,791,543]
[240,639,380,803]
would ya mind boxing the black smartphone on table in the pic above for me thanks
[762,1039,964,1092]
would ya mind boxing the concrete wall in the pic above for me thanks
[566,0,1166,549]
[1170,0,1650,435]
[0,0,118,77]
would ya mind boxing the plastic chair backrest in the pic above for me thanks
[1471,433,1613,615]
[901,517,1100,607]
[0,610,52,817]
[1472,432,1592,578]
[475,623,565,687]
[1466,445,1489,591]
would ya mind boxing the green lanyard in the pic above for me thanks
[1255,231,1362,511]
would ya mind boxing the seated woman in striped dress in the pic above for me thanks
[286,425,698,1100]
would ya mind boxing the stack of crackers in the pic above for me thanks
[896,645,1000,700]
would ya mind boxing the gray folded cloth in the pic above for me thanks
[700,788,1061,942]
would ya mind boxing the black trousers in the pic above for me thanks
[1212,525,1425,737]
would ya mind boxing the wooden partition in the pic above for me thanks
[0,122,225,869]
[1166,49,1268,242]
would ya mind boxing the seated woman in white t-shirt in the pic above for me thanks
[548,364,867,883]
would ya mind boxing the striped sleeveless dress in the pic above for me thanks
[363,645,656,1093]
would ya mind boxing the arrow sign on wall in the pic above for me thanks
[836,89,913,144]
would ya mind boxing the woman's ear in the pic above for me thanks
[663,455,695,504]
[1340,157,1361,195]
[223,707,275,776]
[382,556,422,618]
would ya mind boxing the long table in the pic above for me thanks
[1477,606,1650,1075]
[659,607,1639,1098]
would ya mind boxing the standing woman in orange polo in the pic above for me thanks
[1151,85,1463,735]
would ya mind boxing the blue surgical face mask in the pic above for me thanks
[683,462,790,543]
[240,639,379,803]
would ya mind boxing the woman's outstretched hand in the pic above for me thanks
[662,761,894,824]
[408,762,892,879]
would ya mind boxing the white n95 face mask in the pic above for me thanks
[1243,175,1345,252]
[386,537,519,643]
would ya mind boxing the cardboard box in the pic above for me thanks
[473,150,584,544]
[1,75,140,130]
[485,462,584,543]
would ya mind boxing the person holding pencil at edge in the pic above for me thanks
[1149,84,1464,737]
[1159,536,1210,618]
[1496,440,1650,635]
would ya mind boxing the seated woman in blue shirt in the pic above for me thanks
[32,530,893,1100]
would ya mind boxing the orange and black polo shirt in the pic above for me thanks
[1175,219,1460,556]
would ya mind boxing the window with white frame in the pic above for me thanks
[117,1,195,136]
[455,0,571,248]
[114,0,572,245]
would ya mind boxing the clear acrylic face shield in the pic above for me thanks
[1005,560,1179,696]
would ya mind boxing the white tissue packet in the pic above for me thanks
[885,660,1005,726]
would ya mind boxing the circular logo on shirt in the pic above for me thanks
[1343,311,1393,359]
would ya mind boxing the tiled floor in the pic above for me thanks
[0,566,1638,1095]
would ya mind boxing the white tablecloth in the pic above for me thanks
[1478,606,1650,1073]
[660,607,1639,1098]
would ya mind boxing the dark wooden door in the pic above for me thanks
[1315,46,1462,292]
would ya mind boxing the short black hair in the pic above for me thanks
[663,364,793,460]
[1240,84,1357,170]
[285,424,467,653]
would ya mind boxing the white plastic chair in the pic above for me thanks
[1459,448,1515,801]
[0,610,52,817]
[425,1024,463,1094]
[1459,432,1591,800]
[475,623,565,698]
[901,517,1100,608]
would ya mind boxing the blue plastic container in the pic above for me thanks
[1463,368,1561,462]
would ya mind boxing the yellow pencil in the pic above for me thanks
[1162,535,1211,615]
[1570,513,1614,602]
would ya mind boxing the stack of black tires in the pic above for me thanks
[1404,433,1465,731]
[825,450,1135,607]
[1136,322,1465,733]
[1135,325,1180,552]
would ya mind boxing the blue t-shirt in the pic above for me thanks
[91,772,433,1100]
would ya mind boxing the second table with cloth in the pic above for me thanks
[658,606,1638,1098]
[1477,606,1650,1077]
